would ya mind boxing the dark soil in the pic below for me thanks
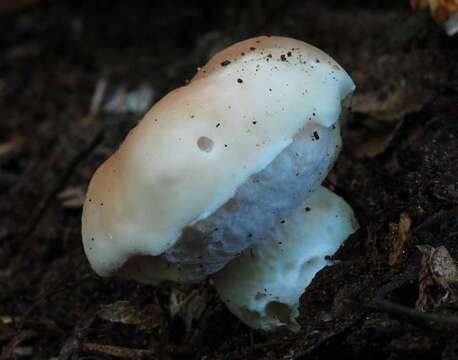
[1,1,457,359]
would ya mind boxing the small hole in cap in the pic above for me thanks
[197,136,214,152]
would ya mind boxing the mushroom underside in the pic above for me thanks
[118,122,341,284]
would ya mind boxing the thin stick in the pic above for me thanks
[362,297,458,333]
[80,342,156,359]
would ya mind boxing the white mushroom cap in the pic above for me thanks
[81,36,355,282]
[213,186,359,331]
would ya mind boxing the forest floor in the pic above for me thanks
[1,1,457,359]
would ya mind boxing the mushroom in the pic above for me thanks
[82,36,355,301]
[213,186,358,331]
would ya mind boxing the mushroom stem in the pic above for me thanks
[212,186,359,331]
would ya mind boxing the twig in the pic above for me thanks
[80,343,156,359]
[357,297,458,333]
[1,330,37,360]
[294,271,430,359]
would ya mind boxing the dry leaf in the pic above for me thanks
[411,0,432,11]
[0,315,13,325]
[98,301,164,330]
[417,245,439,311]
[0,135,24,157]
[410,0,458,23]
[388,213,412,267]
[360,120,404,159]
[346,117,405,159]
[170,288,208,332]
[349,77,434,159]
[416,245,458,311]
[89,79,154,117]
[429,246,458,287]
[352,82,432,121]
[98,301,143,325]
[57,186,85,208]
[350,79,432,159]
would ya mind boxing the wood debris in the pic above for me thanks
[388,213,413,267]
